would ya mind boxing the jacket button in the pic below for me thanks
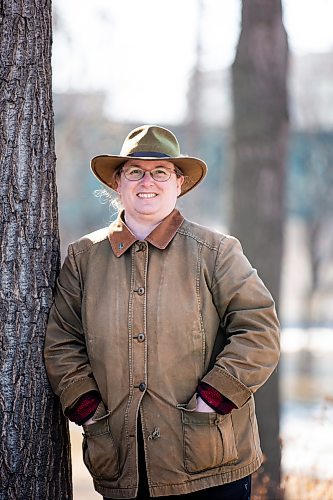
[137,333,145,342]
[137,287,145,295]
[139,383,146,392]
[137,242,146,252]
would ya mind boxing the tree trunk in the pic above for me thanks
[231,0,289,496]
[185,0,204,156]
[0,1,72,498]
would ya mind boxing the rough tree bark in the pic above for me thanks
[0,1,72,498]
[231,0,289,496]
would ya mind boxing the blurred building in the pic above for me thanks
[290,52,333,131]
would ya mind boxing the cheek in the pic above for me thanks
[116,179,129,197]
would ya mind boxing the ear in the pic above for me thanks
[114,177,121,193]
[176,176,184,196]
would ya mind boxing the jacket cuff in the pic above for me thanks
[60,377,100,414]
[197,382,237,415]
[66,391,101,426]
[201,366,252,408]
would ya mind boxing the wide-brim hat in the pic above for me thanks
[91,125,207,197]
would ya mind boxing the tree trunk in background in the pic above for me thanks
[185,0,204,156]
[0,2,72,498]
[231,0,288,496]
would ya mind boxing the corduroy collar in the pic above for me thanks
[108,209,184,257]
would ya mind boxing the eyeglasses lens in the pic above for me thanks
[123,167,173,182]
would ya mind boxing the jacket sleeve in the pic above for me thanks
[44,244,99,414]
[201,236,280,409]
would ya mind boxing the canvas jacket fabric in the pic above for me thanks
[44,209,280,499]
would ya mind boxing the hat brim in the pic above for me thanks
[90,155,207,197]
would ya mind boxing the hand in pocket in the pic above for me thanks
[196,396,215,413]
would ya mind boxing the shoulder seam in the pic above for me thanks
[71,232,109,257]
[177,227,227,251]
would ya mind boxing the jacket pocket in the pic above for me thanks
[180,409,238,474]
[82,410,119,480]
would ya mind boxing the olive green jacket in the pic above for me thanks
[44,209,280,498]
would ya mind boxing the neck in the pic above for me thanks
[124,213,161,241]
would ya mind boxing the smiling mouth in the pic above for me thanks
[137,193,157,198]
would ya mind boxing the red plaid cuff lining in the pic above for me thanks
[197,382,237,415]
[66,391,101,426]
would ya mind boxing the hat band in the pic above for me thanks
[128,151,171,158]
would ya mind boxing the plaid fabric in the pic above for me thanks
[197,382,237,415]
[66,391,101,426]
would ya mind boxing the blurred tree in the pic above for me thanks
[231,0,289,496]
[289,132,333,326]
[181,0,228,228]
[0,1,72,498]
[185,0,204,155]
[53,92,132,255]
[288,131,333,389]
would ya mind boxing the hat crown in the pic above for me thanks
[120,125,180,158]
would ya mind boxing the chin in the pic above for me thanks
[134,207,159,215]
[135,203,160,214]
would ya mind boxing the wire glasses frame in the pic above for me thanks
[121,166,181,182]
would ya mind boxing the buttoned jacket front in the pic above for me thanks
[45,209,280,499]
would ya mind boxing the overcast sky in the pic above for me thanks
[52,0,333,123]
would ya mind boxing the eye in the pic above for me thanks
[124,167,145,180]
[153,168,169,176]
[127,167,143,175]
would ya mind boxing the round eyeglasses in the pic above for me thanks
[122,166,176,182]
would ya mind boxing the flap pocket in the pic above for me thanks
[82,414,119,480]
[181,410,238,474]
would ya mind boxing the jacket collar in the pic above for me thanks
[108,209,184,257]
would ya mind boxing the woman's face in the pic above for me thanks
[116,159,184,225]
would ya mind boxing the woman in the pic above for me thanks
[45,125,280,499]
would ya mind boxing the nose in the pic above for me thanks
[140,171,154,184]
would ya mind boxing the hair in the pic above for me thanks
[94,163,123,212]
[174,165,185,178]
[94,187,121,213]
[113,164,123,181]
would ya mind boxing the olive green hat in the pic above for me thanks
[91,125,207,197]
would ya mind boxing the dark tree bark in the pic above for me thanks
[0,1,72,498]
[231,0,289,496]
